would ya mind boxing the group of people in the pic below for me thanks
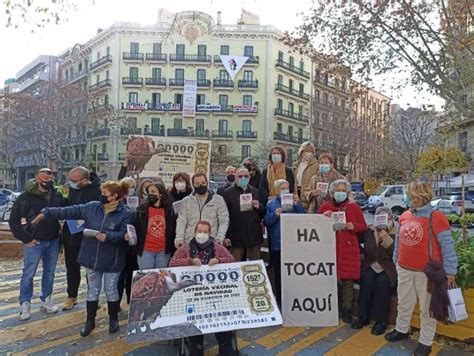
[9,141,458,356]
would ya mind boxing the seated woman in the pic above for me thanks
[169,221,238,356]
[351,207,397,335]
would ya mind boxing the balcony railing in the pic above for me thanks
[237,131,257,139]
[90,55,112,71]
[275,83,310,101]
[212,130,233,138]
[120,127,143,135]
[121,102,148,111]
[123,52,144,61]
[144,128,165,136]
[238,80,258,89]
[274,132,305,144]
[148,103,181,111]
[145,53,167,62]
[275,59,310,78]
[86,128,111,139]
[213,55,259,64]
[169,54,212,63]
[145,77,166,86]
[274,108,309,123]
[89,79,112,91]
[122,77,143,86]
[314,76,348,93]
[64,69,89,84]
[213,79,234,88]
[169,78,185,87]
[167,128,210,138]
[97,153,109,161]
[197,79,211,87]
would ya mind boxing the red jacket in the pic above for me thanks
[318,200,367,280]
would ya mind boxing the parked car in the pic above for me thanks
[0,188,19,202]
[367,184,407,215]
[430,197,442,210]
[0,201,13,222]
[437,192,474,216]
[353,191,368,209]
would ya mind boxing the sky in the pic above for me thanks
[0,0,444,109]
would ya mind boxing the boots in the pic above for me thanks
[80,301,98,337]
[108,301,121,334]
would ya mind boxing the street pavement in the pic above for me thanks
[1,258,472,356]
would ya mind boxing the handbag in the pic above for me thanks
[447,284,468,322]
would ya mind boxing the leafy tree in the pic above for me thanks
[417,145,468,177]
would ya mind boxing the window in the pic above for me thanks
[243,95,252,105]
[152,68,161,79]
[175,68,184,80]
[298,128,303,140]
[289,56,294,67]
[288,126,294,137]
[315,89,320,100]
[128,117,137,129]
[243,70,253,82]
[128,92,138,103]
[151,118,160,132]
[106,47,110,56]
[315,112,320,125]
[277,123,283,133]
[96,52,101,61]
[460,131,468,153]
[244,46,254,57]
[196,118,205,133]
[277,74,283,85]
[220,45,229,55]
[174,93,183,105]
[218,120,228,132]
[289,79,294,90]
[104,94,109,105]
[324,73,329,85]
[219,95,228,107]
[323,93,329,104]
[78,62,83,72]
[299,60,304,70]
[93,144,97,154]
[242,120,252,132]
[176,44,185,55]
[96,74,100,83]
[151,93,161,104]
[278,51,283,61]
[197,45,207,56]
[196,94,206,105]
[101,143,107,154]
[130,42,139,53]
[106,70,110,80]
[288,102,294,113]
[298,105,304,117]
[174,118,183,129]
[197,69,206,80]
[315,70,320,79]
[219,70,229,80]
[299,83,304,94]
[277,99,283,110]
[152,42,162,54]
[129,67,138,79]
[241,145,251,159]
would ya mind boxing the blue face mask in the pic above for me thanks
[280,189,290,196]
[334,191,348,203]
[320,164,330,174]
[238,177,250,188]
[69,181,79,190]
[272,154,282,164]
[403,194,411,207]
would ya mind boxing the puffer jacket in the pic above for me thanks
[293,157,319,209]
[318,199,367,280]
[175,192,229,244]
[42,202,131,272]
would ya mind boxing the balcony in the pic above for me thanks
[121,102,148,111]
[274,108,309,124]
[236,131,257,139]
[274,132,305,145]
[275,59,310,79]
[120,127,143,135]
[123,52,144,62]
[275,83,310,101]
[86,128,110,139]
[145,77,166,87]
[212,130,233,139]
[64,69,89,85]
[213,79,234,89]
[90,55,112,71]
[89,79,112,92]
[144,128,165,136]
[97,153,109,161]
[238,80,258,90]
[169,54,212,63]
[197,79,211,88]
[197,104,222,113]
[147,103,181,112]
[145,53,167,62]
[314,76,349,94]
[167,128,210,138]
[122,77,143,87]
[169,78,185,87]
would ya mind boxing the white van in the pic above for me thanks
[367,185,407,216]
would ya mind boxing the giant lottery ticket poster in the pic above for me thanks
[124,136,211,186]
[127,261,282,343]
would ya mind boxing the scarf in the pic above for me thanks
[267,162,286,196]
[103,200,120,215]
[189,238,215,265]
[424,261,450,324]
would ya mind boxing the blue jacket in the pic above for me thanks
[42,202,131,272]
[264,197,306,251]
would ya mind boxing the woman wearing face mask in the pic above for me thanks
[351,207,397,335]
[137,179,153,204]
[318,179,367,324]
[131,182,176,269]
[259,146,295,200]
[170,221,238,356]
[32,180,131,337]
[293,142,319,210]
[264,179,305,306]
[242,157,262,189]
[168,172,193,203]
[306,152,346,213]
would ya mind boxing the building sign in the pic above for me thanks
[127,261,282,343]
[121,102,148,111]
[234,105,258,113]
[183,80,198,117]
[149,103,181,111]
[280,214,339,326]
[220,55,249,80]
[197,104,221,112]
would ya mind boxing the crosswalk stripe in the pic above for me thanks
[255,326,305,348]
[0,290,85,312]
[204,338,250,356]
[277,324,344,356]
[75,337,152,356]
[0,284,68,300]
[324,327,387,355]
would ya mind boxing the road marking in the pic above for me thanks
[0,283,68,300]
[0,290,86,312]
[324,327,387,356]
[255,326,306,348]
[277,324,344,356]
[204,338,250,356]
[75,337,151,356]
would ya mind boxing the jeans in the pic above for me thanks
[137,251,170,270]
[19,238,60,304]
[86,269,120,302]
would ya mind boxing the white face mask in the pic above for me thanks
[175,181,186,192]
[195,232,209,244]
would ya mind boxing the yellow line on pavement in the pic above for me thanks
[255,327,306,348]
[0,284,67,300]
[0,272,66,290]
[75,337,151,356]
[277,324,344,356]
[432,342,443,355]
[324,327,388,356]
[204,338,250,356]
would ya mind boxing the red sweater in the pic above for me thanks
[169,242,235,267]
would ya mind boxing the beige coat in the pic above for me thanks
[293,158,319,209]
[305,169,346,213]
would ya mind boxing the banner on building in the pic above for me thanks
[124,136,211,186]
[182,79,198,117]
[220,55,249,80]
[127,260,282,343]
[280,214,339,327]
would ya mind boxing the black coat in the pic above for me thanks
[259,166,295,203]
[134,203,176,256]
[222,185,265,248]
[216,182,232,196]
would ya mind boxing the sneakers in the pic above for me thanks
[62,297,77,311]
[385,329,410,342]
[19,301,31,321]
[414,342,432,356]
[40,296,59,314]
[371,322,387,336]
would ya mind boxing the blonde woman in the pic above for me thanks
[293,142,319,210]
[385,181,457,356]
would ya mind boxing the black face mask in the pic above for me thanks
[99,194,109,204]
[40,181,54,190]
[226,174,235,183]
[148,194,159,205]
[194,185,208,195]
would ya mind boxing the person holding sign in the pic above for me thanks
[259,146,295,201]
[264,179,305,306]
[169,221,239,356]
[318,179,367,324]
[222,167,266,261]
[130,182,176,270]
[305,152,346,213]
[352,207,397,335]
[293,142,319,210]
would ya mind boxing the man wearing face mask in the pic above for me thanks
[222,167,266,261]
[9,168,65,321]
[61,166,101,311]
[216,166,236,196]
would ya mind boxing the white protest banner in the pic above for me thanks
[220,55,249,80]
[281,194,294,211]
[281,214,338,326]
[127,260,282,343]
[316,182,329,194]
[125,136,211,187]
[182,80,198,117]
[240,193,253,212]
